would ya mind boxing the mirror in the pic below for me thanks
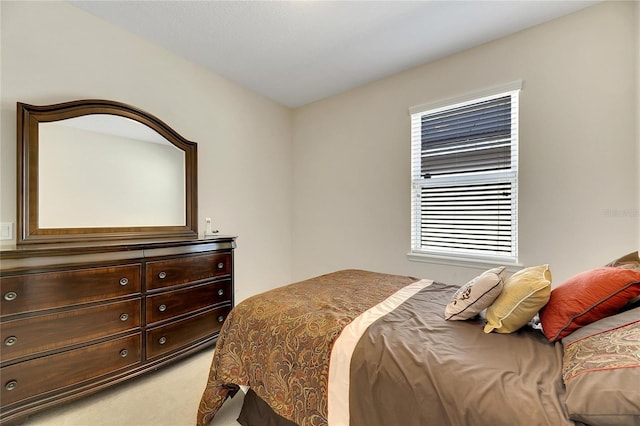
[17,99,198,244]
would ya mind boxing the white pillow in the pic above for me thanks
[445,267,506,320]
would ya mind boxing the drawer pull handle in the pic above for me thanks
[120,313,129,321]
[4,291,17,301]
[119,278,129,286]
[4,336,17,346]
[217,289,224,297]
[158,271,167,279]
[158,336,167,345]
[217,262,224,269]
[120,349,128,358]
[5,380,17,391]
[158,304,167,312]
[217,315,225,323]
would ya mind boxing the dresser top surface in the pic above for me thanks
[1,236,236,255]
[0,236,237,272]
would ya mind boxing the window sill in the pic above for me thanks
[407,251,522,272]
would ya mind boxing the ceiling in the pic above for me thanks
[70,0,599,108]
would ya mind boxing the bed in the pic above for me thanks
[197,254,640,426]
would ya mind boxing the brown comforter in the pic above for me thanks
[197,269,574,426]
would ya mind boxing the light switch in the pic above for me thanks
[0,223,13,240]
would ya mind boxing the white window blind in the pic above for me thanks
[410,82,521,262]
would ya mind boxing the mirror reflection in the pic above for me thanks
[38,115,186,229]
[17,99,198,245]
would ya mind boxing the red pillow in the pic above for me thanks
[539,267,640,342]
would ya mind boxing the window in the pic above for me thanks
[410,81,521,263]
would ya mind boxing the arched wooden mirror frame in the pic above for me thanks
[17,99,198,245]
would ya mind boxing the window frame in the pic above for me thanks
[409,81,522,265]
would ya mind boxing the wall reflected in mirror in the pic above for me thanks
[38,114,186,229]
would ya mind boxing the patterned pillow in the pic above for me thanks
[562,308,640,426]
[484,265,551,334]
[539,267,640,342]
[444,267,506,320]
[606,250,640,271]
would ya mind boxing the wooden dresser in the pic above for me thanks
[0,236,235,425]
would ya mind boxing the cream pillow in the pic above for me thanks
[484,264,551,334]
[445,267,506,320]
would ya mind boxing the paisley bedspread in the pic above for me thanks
[197,269,576,426]
[196,269,418,426]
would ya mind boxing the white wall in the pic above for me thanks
[38,124,185,228]
[0,1,293,302]
[292,1,639,286]
[2,1,637,299]
[637,0,640,250]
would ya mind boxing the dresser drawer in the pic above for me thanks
[146,306,230,359]
[1,333,142,407]
[1,299,141,363]
[0,264,141,317]
[146,280,231,325]
[146,252,230,291]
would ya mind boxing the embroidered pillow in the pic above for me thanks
[444,267,506,320]
[484,265,551,334]
[561,308,640,426]
[539,267,640,342]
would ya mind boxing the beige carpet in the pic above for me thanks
[23,348,244,426]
